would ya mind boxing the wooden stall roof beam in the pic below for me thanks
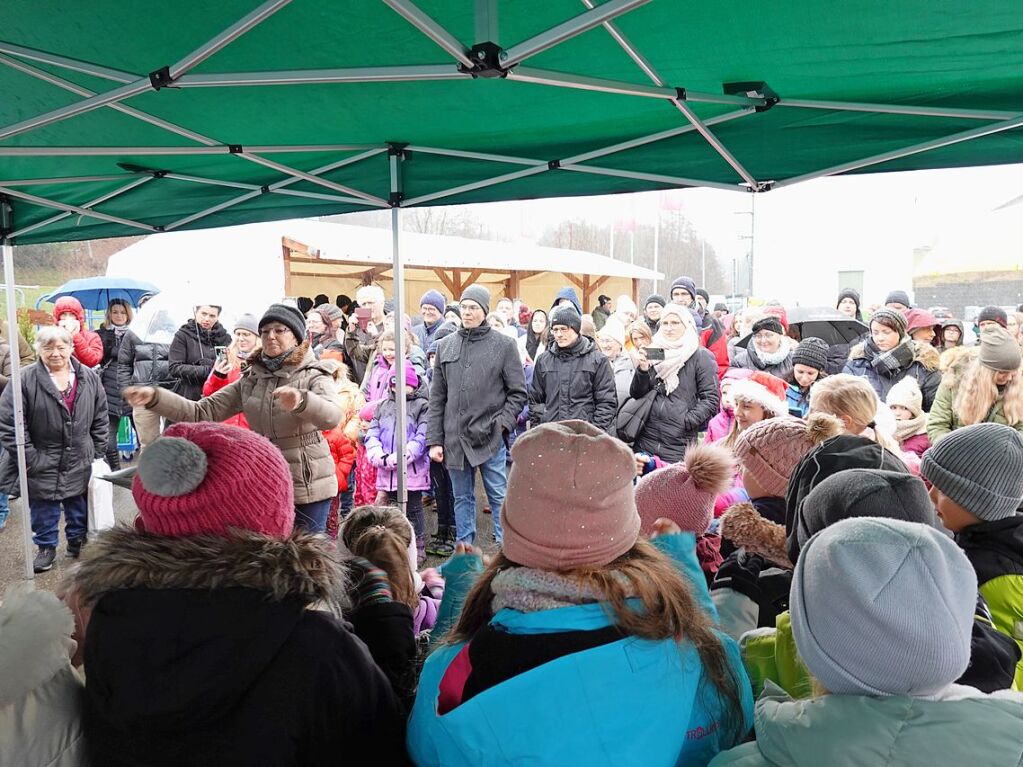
[583,275,610,313]
[432,268,458,298]
[282,235,311,255]
[282,240,294,295]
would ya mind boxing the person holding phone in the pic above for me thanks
[344,285,387,383]
[201,313,260,429]
[167,304,231,401]
[629,303,720,464]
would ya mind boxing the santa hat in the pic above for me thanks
[635,443,734,535]
[730,371,788,417]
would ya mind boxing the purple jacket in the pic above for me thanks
[365,383,431,492]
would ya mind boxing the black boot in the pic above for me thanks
[33,546,56,573]
[67,536,88,559]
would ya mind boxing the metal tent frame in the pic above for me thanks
[4,0,1023,578]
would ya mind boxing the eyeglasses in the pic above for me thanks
[260,327,292,337]
[459,303,483,313]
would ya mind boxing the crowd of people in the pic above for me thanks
[1,277,1023,766]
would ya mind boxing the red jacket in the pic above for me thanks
[202,366,249,429]
[53,296,103,367]
[701,324,730,380]
[324,427,356,492]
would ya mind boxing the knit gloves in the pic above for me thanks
[347,555,393,608]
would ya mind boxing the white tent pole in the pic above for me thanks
[653,209,660,294]
[176,64,465,87]
[158,170,380,203]
[389,148,407,514]
[0,0,292,141]
[403,165,549,207]
[670,99,760,189]
[0,40,138,83]
[1,174,135,187]
[0,144,383,157]
[0,186,158,234]
[474,0,499,42]
[500,0,651,67]
[381,0,475,68]
[774,112,1023,189]
[561,163,746,193]
[235,153,390,207]
[0,199,35,582]
[7,175,156,240]
[776,98,1018,121]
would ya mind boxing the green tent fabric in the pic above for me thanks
[2,0,1023,244]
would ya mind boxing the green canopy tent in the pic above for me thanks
[3,0,1023,578]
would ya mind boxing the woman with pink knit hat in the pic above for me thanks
[60,422,407,766]
[408,420,753,767]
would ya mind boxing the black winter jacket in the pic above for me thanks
[628,347,720,463]
[168,319,231,401]
[97,327,131,417]
[117,329,173,392]
[0,358,107,500]
[843,339,942,411]
[75,528,409,767]
[529,336,618,431]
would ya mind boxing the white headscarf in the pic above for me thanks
[648,303,700,395]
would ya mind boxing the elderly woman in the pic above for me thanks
[596,316,635,407]
[0,326,107,572]
[125,304,343,532]
[627,303,720,463]
[97,298,134,469]
[730,316,794,380]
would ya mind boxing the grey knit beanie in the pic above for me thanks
[792,337,829,373]
[258,303,306,342]
[790,517,976,697]
[869,308,907,337]
[920,422,1023,522]
[791,469,937,560]
[978,326,1022,372]
[549,305,582,334]
[460,284,491,315]
[233,313,259,336]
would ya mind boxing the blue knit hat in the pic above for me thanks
[791,517,976,697]
[420,289,446,315]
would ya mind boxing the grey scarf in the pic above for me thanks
[868,338,915,376]
[261,346,297,372]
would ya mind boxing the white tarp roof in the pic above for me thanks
[106,219,662,297]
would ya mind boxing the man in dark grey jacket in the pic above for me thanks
[427,284,527,545]
[530,305,618,432]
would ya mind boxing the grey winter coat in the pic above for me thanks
[427,325,528,470]
[730,345,794,382]
[630,347,720,463]
[344,320,386,384]
[529,336,618,431]
[609,352,636,407]
[146,343,343,504]
[0,358,108,500]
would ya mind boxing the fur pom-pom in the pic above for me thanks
[805,412,843,445]
[137,436,208,497]
[719,503,792,569]
[682,443,734,494]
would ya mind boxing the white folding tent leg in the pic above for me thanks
[390,150,407,513]
[0,200,34,582]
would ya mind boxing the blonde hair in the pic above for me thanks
[102,298,134,329]
[449,540,747,747]
[628,320,652,345]
[809,374,899,451]
[953,358,1023,427]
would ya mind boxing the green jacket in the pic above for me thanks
[927,380,1023,444]
[959,515,1023,689]
[740,613,812,700]
[709,683,1023,767]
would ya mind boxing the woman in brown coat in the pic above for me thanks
[125,304,343,532]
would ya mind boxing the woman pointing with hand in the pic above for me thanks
[125,304,343,532]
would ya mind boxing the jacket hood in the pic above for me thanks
[551,286,582,314]
[53,296,85,325]
[749,685,1023,767]
[850,339,940,371]
[0,584,78,706]
[72,526,351,729]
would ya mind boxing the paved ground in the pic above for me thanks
[0,479,495,593]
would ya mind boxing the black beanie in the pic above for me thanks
[792,337,829,372]
[644,294,667,309]
[751,316,785,337]
[696,288,710,303]
[977,306,1008,328]
[259,303,306,342]
[550,305,582,334]
[837,288,861,310]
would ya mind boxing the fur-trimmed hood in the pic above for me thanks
[69,525,350,613]
[248,339,330,377]
[849,339,940,371]
[720,503,791,569]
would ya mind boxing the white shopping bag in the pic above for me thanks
[88,459,115,533]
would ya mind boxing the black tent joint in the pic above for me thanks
[228,144,243,154]
[148,66,174,90]
[389,191,405,207]
[0,195,12,240]
[724,81,778,113]
[459,42,510,79]
[547,159,561,170]
[387,143,410,158]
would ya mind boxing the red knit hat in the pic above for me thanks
[132,422,295,539]
[502,420,639,570]
[635,443,734,535]
[730,371,788,417]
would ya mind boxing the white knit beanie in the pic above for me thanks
[885,377,924,419]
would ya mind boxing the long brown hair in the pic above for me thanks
[954,358,1023,427]
[341,506,417,609]
[448,539,747,747]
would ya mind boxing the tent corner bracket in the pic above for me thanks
[148,66,174,90]
[458,42,509,79]
[387,142,410,159]
[547,159,561,170]
[724,81,778,112]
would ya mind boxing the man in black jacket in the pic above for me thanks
[427,284,527,546]
[530,305,617,432]
[168,305,231,401]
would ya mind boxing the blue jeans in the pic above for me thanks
[339,465,356,518]
[449,444,507,545]
[30,493,88,548]
[295,499,332,534]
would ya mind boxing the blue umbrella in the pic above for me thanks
[42,276,160,311]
